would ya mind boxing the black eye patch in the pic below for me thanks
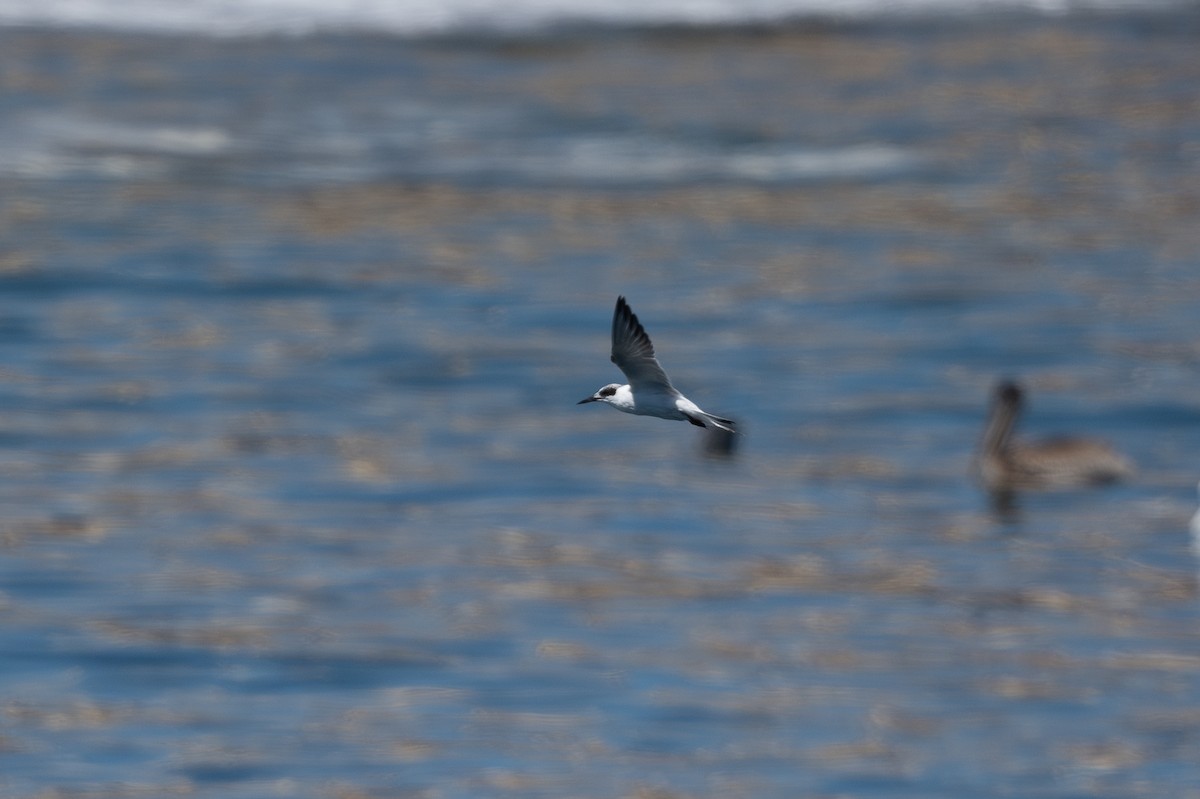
[599,386,617,398]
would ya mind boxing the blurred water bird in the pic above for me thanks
[975,380,1132,492]
[578,296,736,433]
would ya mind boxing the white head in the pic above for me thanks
[579,383,622,406]
[578,383,632,410]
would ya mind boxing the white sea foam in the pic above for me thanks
[456,137,920,184]
[0,108,921,184]
[0,111,233,180]
[0,0,1185,36]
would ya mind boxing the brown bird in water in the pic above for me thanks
[975,380,1133,493]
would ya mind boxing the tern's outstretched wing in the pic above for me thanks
[611,296,677,394]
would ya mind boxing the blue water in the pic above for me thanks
[2,10,1200,799]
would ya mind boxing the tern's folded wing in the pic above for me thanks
[611,296,676,393]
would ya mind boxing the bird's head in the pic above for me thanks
[994,380,1024,409]
[578,383,622,406]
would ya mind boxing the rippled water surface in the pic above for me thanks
[2,12,1200,799]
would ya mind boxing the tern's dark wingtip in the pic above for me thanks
[614,296,640,327]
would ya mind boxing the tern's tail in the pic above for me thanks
[698,412,736,433]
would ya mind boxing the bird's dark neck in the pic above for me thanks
[981,397,1018,457]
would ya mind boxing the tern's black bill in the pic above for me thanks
[577,396,598,404]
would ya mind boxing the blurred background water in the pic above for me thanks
[2,1,1200,797]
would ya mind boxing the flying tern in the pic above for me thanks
[578,296,736,433]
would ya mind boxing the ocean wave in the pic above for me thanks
[0,109,921,185]
[0,0,1187,37]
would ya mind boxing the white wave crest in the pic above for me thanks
[0,0,1186,37]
